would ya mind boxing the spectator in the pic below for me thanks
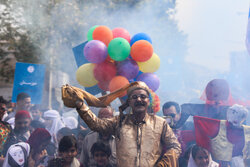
[163,101,194,130]
[49,135,81,167]
[80,107,116,167]
[3,142,30,167]
[5,92,31,121]
[162,101,181,129]
[3,110,31,156]
[187,145,219,167]
[43,110,65,143]
[27,128,51,166]
[91,141,112,167]
[162,101,195,163]
[30,105,44,123]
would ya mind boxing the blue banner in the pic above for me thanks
[12,62,46,104]
[72,41,102,95]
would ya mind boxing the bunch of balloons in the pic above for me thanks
[75,25,161,112]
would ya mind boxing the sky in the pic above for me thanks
[174,0,249,72]
[2,0,250,108]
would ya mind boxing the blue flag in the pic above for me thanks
[72,41,102,95]
[12,62,46,104]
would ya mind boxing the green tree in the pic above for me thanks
[0,0,42,83]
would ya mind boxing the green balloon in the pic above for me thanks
[108,38,130,61]
[87,25,98,41]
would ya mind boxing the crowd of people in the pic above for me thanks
[0,80,249,167]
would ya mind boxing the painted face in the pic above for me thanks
[227,108,246,127]
[9,146,25,166]
[128,89,150,114]
[194,149,209,167]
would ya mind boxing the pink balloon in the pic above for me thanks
[112,27,131,43]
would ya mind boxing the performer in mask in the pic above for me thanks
[194,104,250,167]
[3,142,30,167]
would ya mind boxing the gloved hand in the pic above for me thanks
[61,84,85,108]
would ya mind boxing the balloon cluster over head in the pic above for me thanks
[75,25,161,111]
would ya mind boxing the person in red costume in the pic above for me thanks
[194,104,250,167]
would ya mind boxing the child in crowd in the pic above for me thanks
[49,135,81,167]
[27,128,51,167]
[187,144,218,167]
[91,142,113,167]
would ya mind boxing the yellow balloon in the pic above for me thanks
[137,53,160,73]
[76,63,98,87]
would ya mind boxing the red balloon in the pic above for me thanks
[93,26,113,46]
[109,76,129,97]
[112,27,131,43]
[98,80,110,91]
[131,40,153,62]
[94,62,116,82]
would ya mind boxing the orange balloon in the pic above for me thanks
[109,76,129,97]
[131,40,153,62]
[92,26,113,46]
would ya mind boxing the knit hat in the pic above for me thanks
[15,110,31,120]
[27,128,51,152]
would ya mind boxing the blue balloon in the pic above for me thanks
[130,33,152,46]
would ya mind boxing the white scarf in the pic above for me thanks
[44,110,65,142]
[63,116,78,129]
[70,157,80,167]
[187,148,219,167]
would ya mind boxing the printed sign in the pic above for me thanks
[12,62,46,104]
